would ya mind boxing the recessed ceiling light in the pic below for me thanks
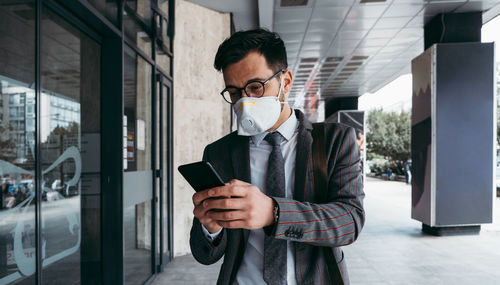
[360,0,386,3]
[300,57,318,63]
[342,67,358,71]
[281,0,309,7]
[320,68,335,73]
[346,62,363,66]
[325,56,343,62]
[351,55,369,60]
[322,63,338,68]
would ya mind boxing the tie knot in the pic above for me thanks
[264,132,284,147]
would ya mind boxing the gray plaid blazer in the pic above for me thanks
[190,109,365,285]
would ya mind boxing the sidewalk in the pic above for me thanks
[153,177,500,285]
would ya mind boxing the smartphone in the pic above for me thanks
[178,161,225,192]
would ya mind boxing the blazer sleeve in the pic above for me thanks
[270,126,365,247]
[189,145,227,265]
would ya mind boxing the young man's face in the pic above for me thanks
[222,51,292,103]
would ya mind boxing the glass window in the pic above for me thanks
[86,0,119,27]
[155,43,171,76]
[124,9,152,58]
[0,1,36,284]
[123,45,153,285]
[125,0,151,23]
[40,7,101,284]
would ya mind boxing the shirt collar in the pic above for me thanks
[251,109,298,146]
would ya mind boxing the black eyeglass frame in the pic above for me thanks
[220,69,285,104]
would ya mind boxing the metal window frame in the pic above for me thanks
[26,0,175,284]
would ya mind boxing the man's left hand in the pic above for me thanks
[202,179,275,230]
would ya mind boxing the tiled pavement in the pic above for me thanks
[152,177,500,285]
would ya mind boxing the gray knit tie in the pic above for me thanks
[263,132,287,285]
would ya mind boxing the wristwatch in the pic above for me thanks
[272,201,279,224]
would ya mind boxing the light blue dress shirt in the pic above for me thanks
[202,111,299,284]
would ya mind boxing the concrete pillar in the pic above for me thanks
[411,12,495,236]
[324,96,358,119]
[173,0,231,256]
[424,12,481,50]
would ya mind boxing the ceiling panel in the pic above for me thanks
[304,31,335,42]
[383,4,425,17]
[274,21,308,33]
[373,16,413,29]
[455,0,500,12]
[365,28,401,39]
[274,7,312,23]
[264,0,498,118]
[347,4,388,19]
[337,29,369,40]
[311,6,351,20]
[424,2,465,15]
[315,0,355,8]
[342,17,378,31]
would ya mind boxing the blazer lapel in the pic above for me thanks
[230,134,251,183]
[230,134,252,245]
[293,110,314,202]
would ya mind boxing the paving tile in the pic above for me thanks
[151,177,500,284]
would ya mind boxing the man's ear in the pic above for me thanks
[283,69,293,96]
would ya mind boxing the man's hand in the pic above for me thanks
[192,179,275,231]
[192,191,224,234]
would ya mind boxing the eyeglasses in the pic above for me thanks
[220,69,284,104]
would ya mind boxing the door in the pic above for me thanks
[0,2,102,284]
[122,45,154,285]
[155,73,173,271]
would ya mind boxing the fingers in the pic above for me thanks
[209,181,248,198]
[207,210,246,221]
[226,179,250,186]
[192,182,248,206]
[203,198,244,211]
[192,204,208,220]
[192,190,209,206]
[216,220,246,229]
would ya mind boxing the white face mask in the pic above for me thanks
[232,76,286,136]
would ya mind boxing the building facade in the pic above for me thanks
[0,0,231,284]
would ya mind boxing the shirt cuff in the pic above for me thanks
[201,224,223,241]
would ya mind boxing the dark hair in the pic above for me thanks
[214,28,288,73]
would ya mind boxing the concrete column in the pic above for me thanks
[173,0,231,256]
[424,12,481,50]
[324,96,358,119]
[411,12,495,236]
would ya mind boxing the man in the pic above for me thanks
[190,29,365,285]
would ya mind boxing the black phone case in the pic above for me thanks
[178,161,225,192]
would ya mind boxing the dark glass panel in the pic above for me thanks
[40,7,101,284]
[123,45,153,285]
[124,8,152,58]
[86,0,118,27]
[0,1,36,284]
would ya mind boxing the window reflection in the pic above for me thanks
[40,7,101,285]
[0,1,36,283]
[123,45,153,285]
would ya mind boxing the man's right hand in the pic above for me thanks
[192,189,223,234]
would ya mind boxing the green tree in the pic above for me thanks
[0,124,16,162]
[366,109,411,175]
